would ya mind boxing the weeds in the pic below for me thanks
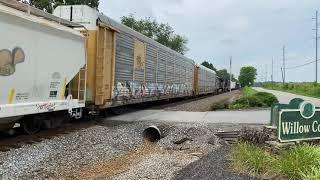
[230,143,320,180]
[229,87,278,109]
[210,100,229,110]
[230,143,274,176]
[274,145,320,180]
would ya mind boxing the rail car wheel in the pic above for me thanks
[111,106,128,115]
[21,116,41,135]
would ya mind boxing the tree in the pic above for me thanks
[201,61,217,71]
[217,69,230,80]
[238,66,257,87]
[24,0,99,13]
[121,15,188,55]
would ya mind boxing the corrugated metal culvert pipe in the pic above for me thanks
[143,125,167,142]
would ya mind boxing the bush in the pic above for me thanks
[211,101,229,110]
[230,96,264,109]
[229,88,279,109]
[230,143,274,176]
[253,92,279,106]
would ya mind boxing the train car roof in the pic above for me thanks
[196,64,217,74]
[97,13,195,64]
[0,0,82,28]
[0,1,84,38]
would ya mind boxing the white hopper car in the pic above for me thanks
[0,3,86,134]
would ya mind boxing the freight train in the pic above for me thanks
[0,1,234,134]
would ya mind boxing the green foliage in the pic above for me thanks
[238,66,257,87]
[263,82,320,98]
[27,0,99,13]
[121,15,188,55]
[210,101,229,111]
[216,69,229,80]
[230,143,320,180]
[230,143,274,176]
[229,87,278,109]
[275,145,320,180]
[254,92,279,106]
[242,86,258,97]
[201,61,217,71]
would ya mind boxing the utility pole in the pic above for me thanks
[281,67,284,85]
[271,57,274,82]
[282,45,286,85]
[265,64,268,82]
[229,56,232,92]
[313,11,319,83]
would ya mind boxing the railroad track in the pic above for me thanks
[0,92,235,152]
[0,120,96,152]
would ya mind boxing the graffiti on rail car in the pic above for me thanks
[112,81,192,101]
[36,102,56,112]
[0,47,25,76]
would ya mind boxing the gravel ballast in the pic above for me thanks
[0,122,145,179]
[0,121,225,180]
[161,90,241,112]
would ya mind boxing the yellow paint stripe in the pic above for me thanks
[9,88,15,104]
[61,78,67,100]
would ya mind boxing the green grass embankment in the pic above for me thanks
[263,82,320,98]
[229,87,279,109]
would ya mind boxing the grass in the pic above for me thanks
[263,82,320,99]
[229,86,278,109]
[243,86,258,97]
[230,143,274,177]
[230,143,320,180]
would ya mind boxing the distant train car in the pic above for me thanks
[230,81,236,90]
[0,3,86,133]
[54,5,195,111]
[193,64,218,96]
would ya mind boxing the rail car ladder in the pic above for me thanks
[95,27,115,105]
[77,66,87,103]
[95,27,107,105]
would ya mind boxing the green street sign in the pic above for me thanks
[270,98,320,142]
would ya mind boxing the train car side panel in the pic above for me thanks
[0,4,86,121]
[196,65,217,95]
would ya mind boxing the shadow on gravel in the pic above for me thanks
[173,146,257,180]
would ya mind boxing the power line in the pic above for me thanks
[285,59,316,70]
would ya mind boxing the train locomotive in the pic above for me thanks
[0,1,233,134]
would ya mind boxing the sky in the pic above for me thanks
[100,0,320,82]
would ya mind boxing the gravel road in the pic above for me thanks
[254,87,320,106]
[160,90,241,112]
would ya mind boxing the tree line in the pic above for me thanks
[17,0,99,13]
[201,61,257,87]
